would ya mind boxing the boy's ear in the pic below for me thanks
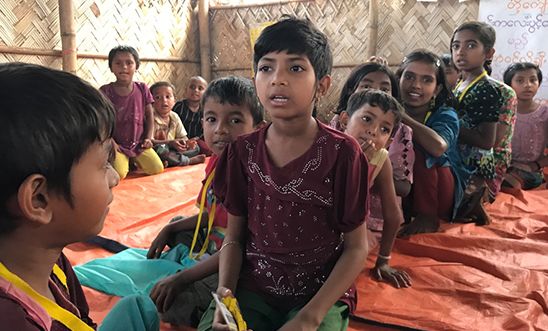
[16,175,53,226]
[339,111,349,131]
[317,75,332,97]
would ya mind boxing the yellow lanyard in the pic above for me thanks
[0,262,94,331]
[454,70,488,103]
[189,169,216,259]
[423,111,432,124]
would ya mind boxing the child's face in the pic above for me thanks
[51,140,119,242]
[511,68,540,101]
[451,29,490,72]
[254,50,321,120]
[444,66,460,90]
[152,86,176,116]
[110,52,137,83]
[399,61,440,110]
[186,78,207,102]
[345,104,395,149]
[202,99,256,156]
[355,71,392,95]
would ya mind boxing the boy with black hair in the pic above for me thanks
[0,63,158,331]
[199,16,369,331]
[147,76,264,328]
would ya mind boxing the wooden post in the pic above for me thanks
[198,0,211,81]
[366,0,379,59]
[58,0,77,73]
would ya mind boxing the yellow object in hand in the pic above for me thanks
[221,296,247,331]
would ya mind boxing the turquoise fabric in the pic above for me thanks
[74,244,197,297]
[99,294,160,331]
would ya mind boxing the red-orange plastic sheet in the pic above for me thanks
[64,163,548,331]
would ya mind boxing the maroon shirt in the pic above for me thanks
[0,253,96,330]
[214,121,369,312]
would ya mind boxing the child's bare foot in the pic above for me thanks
[188,154,206,165]
[471,202,490,226]
[398,214,440,237]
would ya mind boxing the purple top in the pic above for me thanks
[100,82,154,157]
[511,103,548,163]
[213,121,368,313]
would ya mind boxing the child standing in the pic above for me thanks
[146,76,264,327]
[172,76,209,139]
[150,81,206,167]
[343,90,412,288]
[396,50,465,236]
[198,17,369,331]
[502,62,548,189]
[0,63,159,331]
[451,22,517,222]
[100,45,164,179]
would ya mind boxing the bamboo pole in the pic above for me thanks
[198,0,211,81]
[210,0,313,10]
[366,0,379,59]
[58,0,77,73]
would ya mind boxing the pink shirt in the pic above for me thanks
[100,82,154,157]
[511,103,548,163]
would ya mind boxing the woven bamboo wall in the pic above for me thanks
[209,0,479,122]
[0,0,200,98]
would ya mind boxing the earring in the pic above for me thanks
[429,97,436,110]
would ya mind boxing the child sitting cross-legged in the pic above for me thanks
[147,76,264,327]
[150,81,206,167]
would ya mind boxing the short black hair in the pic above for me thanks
[397,49,457,110]
[108,45,140,69]
[336,62,399,115]
[346,89,404,133]
[201,76,264,126]
[150,81,176,96]
[253,16,332,80]
[0,63,115,235]
[503,62,543,86]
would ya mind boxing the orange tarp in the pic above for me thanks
[64,164,548,331]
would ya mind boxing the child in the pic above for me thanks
[451,22,517,223]
[441,53,460,90]
[342,90,411,288]
[0,63,159,330]
[335,62,414,201]
[198,17,369,331]
[100,45,164,179]
[147,76,264,327]
[172,76,208,139]
[396,50,465,236]
[150,81,206,167]
[502,62,548,189]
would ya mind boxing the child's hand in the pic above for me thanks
[212,287,235,331]
[360,139,377,161]
[187,139,198,150]
[371,263,412,289]
[278,312,319,331]
[368,55,388,66]
[141,138,153,149]
[149,272,189,313]
[170,140,188,153]
[146,226,172,259]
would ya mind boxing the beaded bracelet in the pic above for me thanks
[377,254,391,260]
